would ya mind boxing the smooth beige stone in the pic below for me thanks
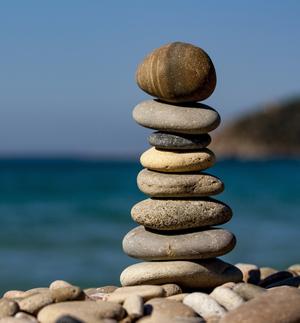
[138,315,204,323]
[235,263,260,284]
[233,283,266,300]
[162,284,182,297]
[49,280,73,290]
[136,42,216,103]
[123,295,144,319]
[259,267,278,280]
[220,286,300,323]
[123,226,236,260]
[133,100,220,134]
[167,293,190,302]
[137,169,224,198]
[88,292,109,301]
[37,301,125,323]
[183,292,226,318]
[15,312,38,322]
[120,259,242,289]
[131,198,232,231]
[210,286,244,311]
[50,286,84,302]
[96,286,119,294]
[144,298,199,318]
[17,292,53,315]
[0,298,19,318]
[107,285,164,303]
[140,147,215,173]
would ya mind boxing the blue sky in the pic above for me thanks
[0,1,299,156]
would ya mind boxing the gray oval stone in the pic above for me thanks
[123,226,236,260]
[120,259,242,289]
[133,100,220,134]
[148,132,211,150]
[137,169,224,197]
[131,198,232,230]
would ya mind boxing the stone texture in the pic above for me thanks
[183,292,226,318]
[0,318,32,323]
[220,286,300,323]
[140,147,215,173]
[0,298,19,318]
[131,198,232,231]
[17,292,53,315]
[167,293,190,302]
[50,286,84,302]
[148,132,211,150]
[210,286,244,311]
[37,301,125,323]
[123,226,236,260]
[137,169,224,198]
[144,298,198,318]
[120,259,242,289]
[235,263,260,284]
[123,295,144,319]
[138,315,204,323]
[134,100,220,135]
[233,283,266,300]
[107,285,164,303]
[161,284,182,297]
[136,42,216,103]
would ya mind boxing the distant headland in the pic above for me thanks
[212,96,300,159]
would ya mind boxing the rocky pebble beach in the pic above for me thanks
[1,42,299,322]
[1,265,300,322]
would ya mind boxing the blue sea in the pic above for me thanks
[0,159,299,294]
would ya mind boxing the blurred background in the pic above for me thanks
[0,0,299,294]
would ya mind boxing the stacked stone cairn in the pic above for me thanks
[120,42,243,290]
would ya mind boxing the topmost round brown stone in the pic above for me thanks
[136,42,216,103]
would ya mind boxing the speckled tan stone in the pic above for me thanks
[131,198,232,231]
[136,42,216,103]
[137,169,224,197]
[140,147,215,173]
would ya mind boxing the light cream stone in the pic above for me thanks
[140,147,215,173]
[183,292,226,318]
[233,283,266,300]
[167,293,190,302]
[15,312,38,322]
[0,318,31,323]
[107,285,164,303]
[288,264,300,275]
[49,280,73,290]
[259,267,278,280]
[210,286,244,311]
[2,291,24,299]
[123,295,144,319]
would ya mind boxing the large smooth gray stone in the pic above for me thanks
[137,169,224,197]
[131,198,232,230]
[148,132,211,150]
[123,226,236,260]
[133,100,220,134]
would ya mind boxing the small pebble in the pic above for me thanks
[183,292,226,318]
[235,263,260,284]
[50,286,84,302]
[288,264,300,276]
[210,286,244,311]
[49,281,73,290]
[123,295,144,319]
[15,312,38,322]
[161,284,182,297]
[233,283,266,300]
[0,298,19,318]
[259,267,278,280]
[107,285,164,304]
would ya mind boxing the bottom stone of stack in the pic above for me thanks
[120,258,242,289]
